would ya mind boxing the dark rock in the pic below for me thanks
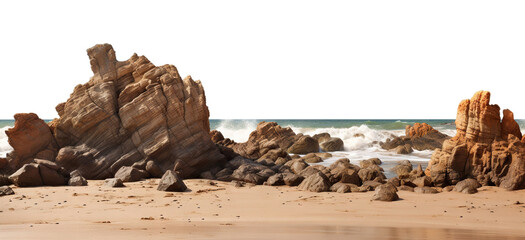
[39,164,66,186]
[265,174,284,186]
[157,170,187,192]
[145,161,164,178]
[115,166,148,182]
[282,172,304,186]
[8,163,43,187]
[231,163,275,185]
[215,168,233,182]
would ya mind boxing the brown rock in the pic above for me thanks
[157,170,187,192]
[319,137,344,152]
[453,178,481,194]
[298,172,330,192]
[282,172,304,186]
[359,158,382,168]
[313,133,331,143]
[145,161,164,178]
[330,182,353,193]
[381,123,449,151]
[210,130,225,143]
[39,165,66,186]
[501,109,522,140]
[8,163,43,187]
[231,163,275,185]
[114,166,148,182]
[5,113,58,169]
[104,178,125,188]
[395,145,413,154]
[412,176,432,187]
[371,183,399,201]
[40,44,226,179]
[398,185,414,192]
[426,91,525,190]
[287,135,319,154]
[303,155,322,163]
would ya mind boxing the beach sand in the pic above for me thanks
[1,179,525,240]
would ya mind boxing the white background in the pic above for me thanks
[0,0,524,119]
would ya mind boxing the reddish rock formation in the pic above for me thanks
[5,113,58,169]
[426,91,524,190]
[381,123,449,151]
[6,44,225,179]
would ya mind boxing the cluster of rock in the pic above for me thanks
[426,91,525,190]
[7,159,87,187]
[0,44,226,187]
[210,121,344,166]
[381,123,450,154]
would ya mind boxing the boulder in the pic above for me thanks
[362,180,382,190]
[393,160,413,178]
[114,166,148,182]
[157,170,187,192]
[395,145,413,154]
[303,155,322,163]
[231,163,275,185]
[39,164,66,186]
[8,163,43,187]
[330,167,360,185]
[298,172,331,192]
[265,173,284,186]
[287,135,319,154]
[319,137,344,152]
[371,183,399,201]
[313,133,331,143]
[330,182,353,193]
[215,168,233,182]
[282,172,304,186]
[412,176,432,187]
[359,158,381,169]
[69,176,88,186]
[358,167,385,182]
[453,178,481,194]
[285,159,308,174]
[0,186,15,196]
[381,123,450,151]
[104,178,125,188]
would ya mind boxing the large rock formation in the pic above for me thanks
[381,123,449,151]
[426,91,525,190]
[4,44,225,179]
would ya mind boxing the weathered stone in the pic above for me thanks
[146,161,164,178]
[114,166,148,182]
[282,172,304,186]
[8,163,43,187]
[265,173,284,186]
[157,170,187,192]
[330,182,353,193]
[104,178,124,188]
[231,163,275,185]
[68,176,88,186]
[359,158,381,169]
[395,145,413,154]
[371,183,399,201]
[412,176,432,188]
[453,178,481,194]
[39,165,66,186]
[319,137,344,152]
[0,186,15,196]
[298,172,330,192]
[381,123,449,151]
[13,44,228,180]
[287,135,319,154]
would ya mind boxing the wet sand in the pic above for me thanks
[1,179,525,240]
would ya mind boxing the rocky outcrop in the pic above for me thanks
[5,44,226,180]
[381,123,450,151]
[426,91,525,190]
[4,113,58,170]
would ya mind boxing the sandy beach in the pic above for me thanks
[1,179,525,240]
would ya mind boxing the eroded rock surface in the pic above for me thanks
[5,44,226,180]
[426,91,525,190]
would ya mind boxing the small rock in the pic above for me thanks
[104,178,125,188]
[0,186,15,196]
[157,170,187,192]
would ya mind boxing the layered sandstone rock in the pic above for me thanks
[5,113,58,169]
[381,123,449,151]
[426,91,525,190]
[5,44,225,179]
